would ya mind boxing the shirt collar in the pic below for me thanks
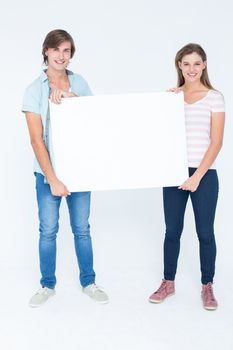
[39,69,74,83]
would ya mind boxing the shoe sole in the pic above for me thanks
[148,292,175,304]
[29,292,56,308]
[203,305,217,311]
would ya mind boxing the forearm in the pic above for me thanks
[193,141,223,180]
[25,111,69,196]
[31,139,57,184]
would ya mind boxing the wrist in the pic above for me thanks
[47,174,58,185]
[192,171,202,182]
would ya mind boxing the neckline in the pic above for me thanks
[184,89,212,105]
[41,69,73,82]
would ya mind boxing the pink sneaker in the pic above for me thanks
[201,283,218,310]
[149,279,175,303]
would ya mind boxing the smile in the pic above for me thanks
[55,60,65,64]
[187,73,197,77]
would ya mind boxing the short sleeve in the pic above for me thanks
[210,91,225,113]
[22,83,41,115]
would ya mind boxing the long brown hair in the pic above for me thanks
[175,43,214,89]
[42,29,76,65]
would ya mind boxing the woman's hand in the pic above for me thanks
[179,174,201,192]
[49,178,71,196]
[166,87,183,93]
[50,89,75,104]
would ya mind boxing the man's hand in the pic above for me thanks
[50,89,75,104]
[49,178,71,196]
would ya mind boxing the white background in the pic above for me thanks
[1,0,233,349]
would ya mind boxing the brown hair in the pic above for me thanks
[175,43,214,89]
[42,29,76,65]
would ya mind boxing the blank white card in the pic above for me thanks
[50,92,188,192]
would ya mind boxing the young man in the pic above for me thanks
[22,29,108,307]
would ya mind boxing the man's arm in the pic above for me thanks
[25,112,70,196]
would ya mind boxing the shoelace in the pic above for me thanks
[205,283,215,301]
[89,284,105,294]
[36,287,50,295]
[154,280,167,294]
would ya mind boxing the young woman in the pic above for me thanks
[149,43,225,310]
[22,29,109,307]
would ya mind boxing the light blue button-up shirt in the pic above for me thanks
[22,69,92,175]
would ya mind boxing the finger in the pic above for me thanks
[52,89,59,103]
[57,91,63,104]
[51,91,59,104]
[58,90,63,101]
[65,187,71,195]
[55,90,61,104]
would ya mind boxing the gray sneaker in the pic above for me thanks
[82,284,109,304]
[29,287,55,308]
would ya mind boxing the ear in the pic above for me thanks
[203,61,207,70]
[178,61,182,69]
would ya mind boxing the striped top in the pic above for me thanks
[184,90,225,169]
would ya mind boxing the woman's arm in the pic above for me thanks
[179,111,225,192]
[25,112,70,196]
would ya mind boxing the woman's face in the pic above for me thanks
[45,41,72,71]
[178,52,206,84]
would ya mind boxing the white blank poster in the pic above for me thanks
[50,92,188,192]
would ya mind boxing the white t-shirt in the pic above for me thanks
[184,90,225,169]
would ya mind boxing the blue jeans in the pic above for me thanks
[163,168,219,284]
[35,172,95,289]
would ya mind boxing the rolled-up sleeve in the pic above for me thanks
[22,84,41,115]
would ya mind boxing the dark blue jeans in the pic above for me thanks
[163,168,219,284]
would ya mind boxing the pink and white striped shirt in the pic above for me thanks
[184,90,225,169]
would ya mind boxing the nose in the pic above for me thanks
[58,51,64,59]
[189,65,195,72]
